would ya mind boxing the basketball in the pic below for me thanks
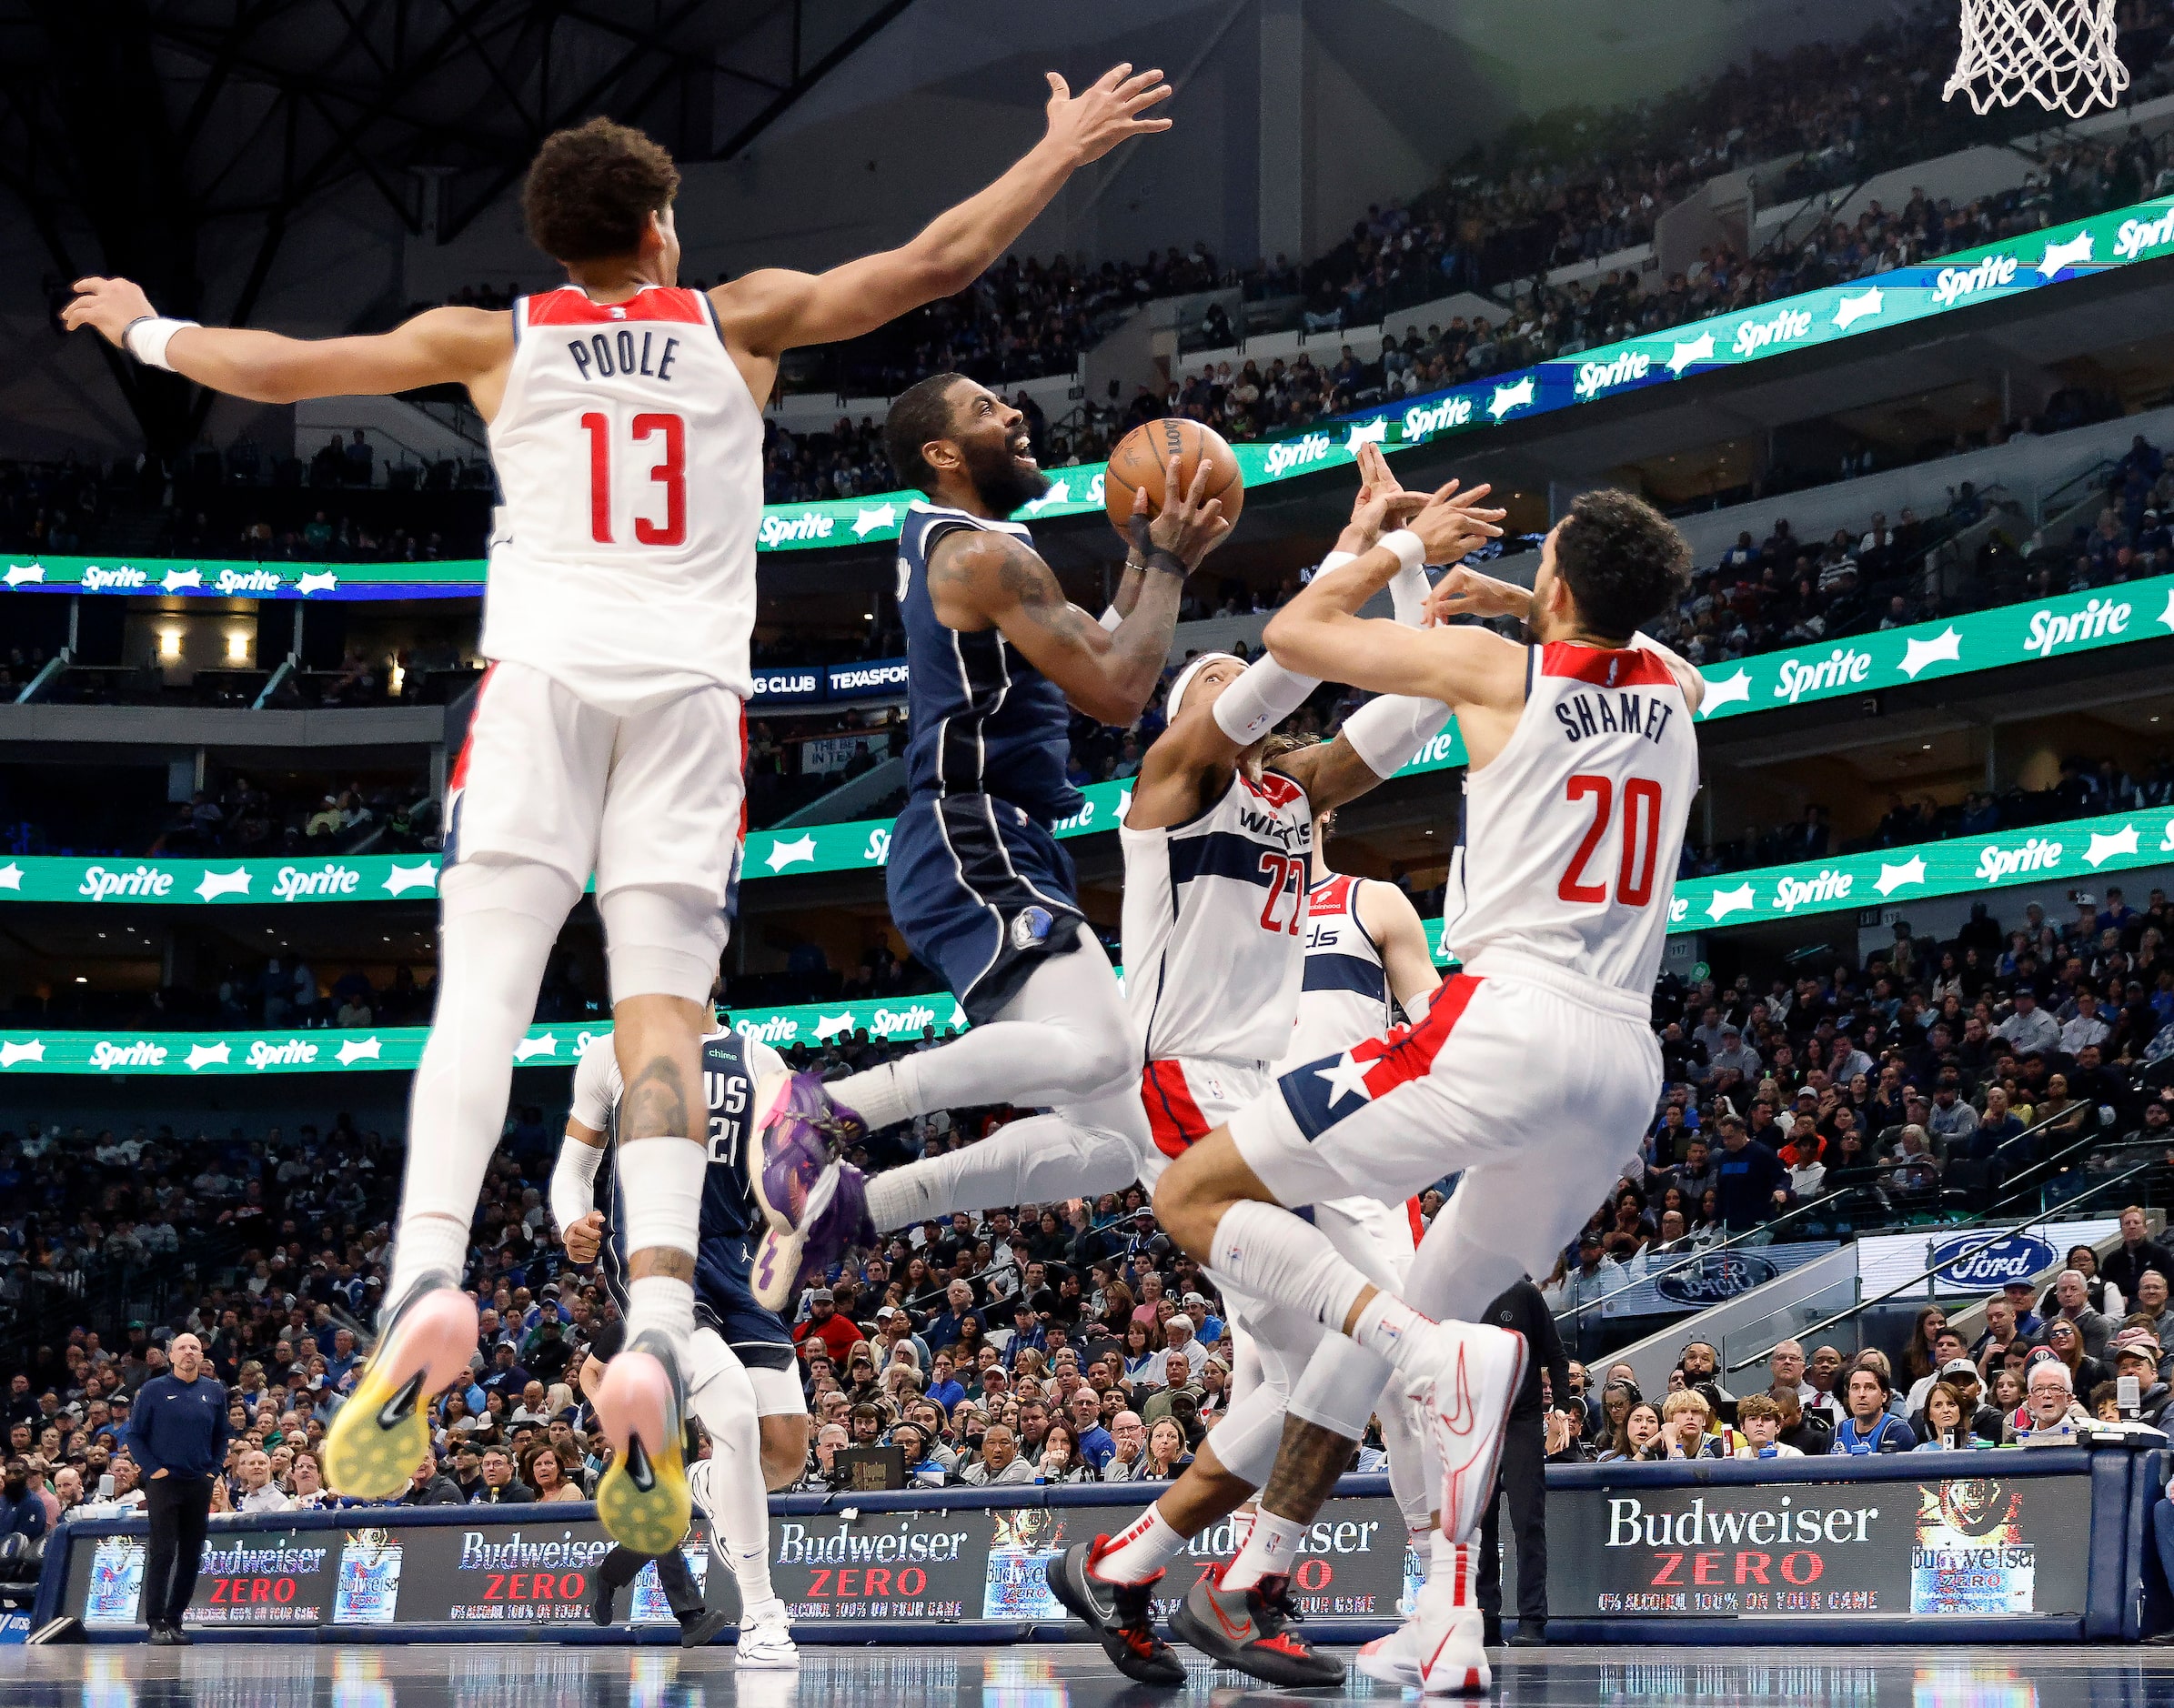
[1103,417,1244,535]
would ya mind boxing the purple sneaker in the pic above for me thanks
[752,1161,875,1311]
[749,1072,865,1311]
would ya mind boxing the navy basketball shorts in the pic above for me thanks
[887,792,1087,1025]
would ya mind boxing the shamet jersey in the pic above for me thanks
[569,1027,785,1309]
[481,284,763,713]
[1122,767,1314,1066]
[1444,641,1697,994]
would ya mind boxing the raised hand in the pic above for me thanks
[1044,65,1174,166]
[1406,478,1506,567]
[63,276,157,347]
[1341,440,1428,550]
[1131,454,1233,569]
[1424,564,1532,625]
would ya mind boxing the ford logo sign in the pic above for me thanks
[1929,1231,2056,1289]
[1652,1251,1778,1306]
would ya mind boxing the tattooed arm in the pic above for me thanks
[927,529,1187,725]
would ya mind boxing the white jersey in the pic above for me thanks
[481,284,763,714]
[1444,641,1697,993]
[1273,873,1395,1071]
[1122,766,1314,1066]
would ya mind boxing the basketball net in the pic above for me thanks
[1944,0,2128,117]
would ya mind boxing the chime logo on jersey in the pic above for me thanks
[1009,906,1054,951]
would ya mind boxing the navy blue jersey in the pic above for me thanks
[896,499,1083,825]
[589,1029,777,1312]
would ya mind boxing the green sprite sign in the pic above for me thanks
[8,804,2169,1073]
[1,575,2163,903]
[5,197,2174,597]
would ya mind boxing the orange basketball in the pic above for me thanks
[1103,417,1244,536]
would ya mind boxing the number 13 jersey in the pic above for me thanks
[1444,642,1698,996]
[482,285,763,715]
[1121,768,1315,1066]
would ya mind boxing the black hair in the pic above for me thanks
[522,118,679,264]
[1553,487,1693,638]
[884,372,971,493]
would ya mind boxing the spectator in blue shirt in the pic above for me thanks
[0,1457,48,1542]
[1830,1365,1916,1453]
[1713,1117,1789,1232]
[924,1351,966,1413]
[126,1332,232,1643]
[1066,1387,1116,1472]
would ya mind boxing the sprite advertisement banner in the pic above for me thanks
[6,805,2171,1074]
[5,197,2173,601]
[0,574,2165,901]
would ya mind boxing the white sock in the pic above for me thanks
[1092,1502,1190,1585]
[1430,1534,1474,1606]
[1209,1201,1373,1335]
[1348,1290,1440,1376]
[1407,1522,1434,1584]
[1223,1509,1306,1592]
[625,1276,694,1349]
[388,858,574,1305]
[865,1100,1147,1233]
[726,1537,776,1612]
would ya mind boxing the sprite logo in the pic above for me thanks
[271,865,361,901]
[867,1004,940,1037]
[215,568,284,595]
[1772,869,1853,913]
[758,512,836,549]
[77,865,176,900]
[1773,648,1871,703]
[2115,208,2174,260]
[1931,253,2018,307]
[92,1040,168,1070]
[1730,306,1813,357]
[80,565,148,591]
[1976,838,2062,881]
[1263,434,1332,478]
[1573,351,1651,398]
[247,1039,319,1070]
[2024,597,2129,657]
[1403,397,1474,439]
[733,1015,800,1045]
[864,827,891,864]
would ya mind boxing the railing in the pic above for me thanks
[1725,1155,2157,1373]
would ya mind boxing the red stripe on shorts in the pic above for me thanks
[1351,971,1483,1100]
[1142,1060,1213,1160]
[447,662,498,794]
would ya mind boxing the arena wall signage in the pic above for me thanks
[4,801,2169,1073]
[6,201,2166,604]
[1,575,2168,905]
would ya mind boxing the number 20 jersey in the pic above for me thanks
[1443,642,1698,996]
[1121,768,1314,1066]
[481,285,763,714]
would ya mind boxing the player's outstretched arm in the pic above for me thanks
[64,278,511,408]
[928,456,1226,726]
[713,65,1172,358]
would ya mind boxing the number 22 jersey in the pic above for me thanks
[482,284,763,715]
[1443,641,1698,996]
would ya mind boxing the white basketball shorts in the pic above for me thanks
[689,1324,806,1420]
[444,660,746,910]
[1230,951,1662,1282]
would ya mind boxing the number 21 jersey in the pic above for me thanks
[1444,641,1698,996]
[482,285,762,714]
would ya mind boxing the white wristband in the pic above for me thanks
[1380,529,1426,574]
[123,317,198,372]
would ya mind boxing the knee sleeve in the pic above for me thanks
[1286,1333,1396,1442]
[597,883,728,1005]
[687,1330,761,1450]
[1204,1383,1291,1488]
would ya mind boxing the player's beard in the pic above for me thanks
[961,435,1052,518]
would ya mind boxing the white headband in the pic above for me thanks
[1165,652,1241,721]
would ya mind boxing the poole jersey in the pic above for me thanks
[1444,641,1697,995]
[1273,874,1395,1071]
[896,499,1082,825]
[482,284,763,713]
[569,1027,785,1309]
[1122,768,1314,1066]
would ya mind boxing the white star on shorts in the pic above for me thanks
[1315,1051,1374,1108]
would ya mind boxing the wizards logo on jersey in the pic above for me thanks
[1278,973,1483,1139]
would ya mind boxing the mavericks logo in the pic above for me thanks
[1931,253,2019,307]
[2023,597,2129,658]
[1975,837,2061,881]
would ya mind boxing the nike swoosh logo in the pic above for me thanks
[1210,1599,1254,1642]
[1435,1345,1477,1437]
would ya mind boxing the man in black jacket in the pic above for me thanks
[123,1332,230,1644]
[2102,1205,2174,1304]
[1475,1277,1570,1647]
[398,1452,464,1506]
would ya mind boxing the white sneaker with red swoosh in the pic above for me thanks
[1359,1543,1491,1694]
[1420,1321,1527,1546]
